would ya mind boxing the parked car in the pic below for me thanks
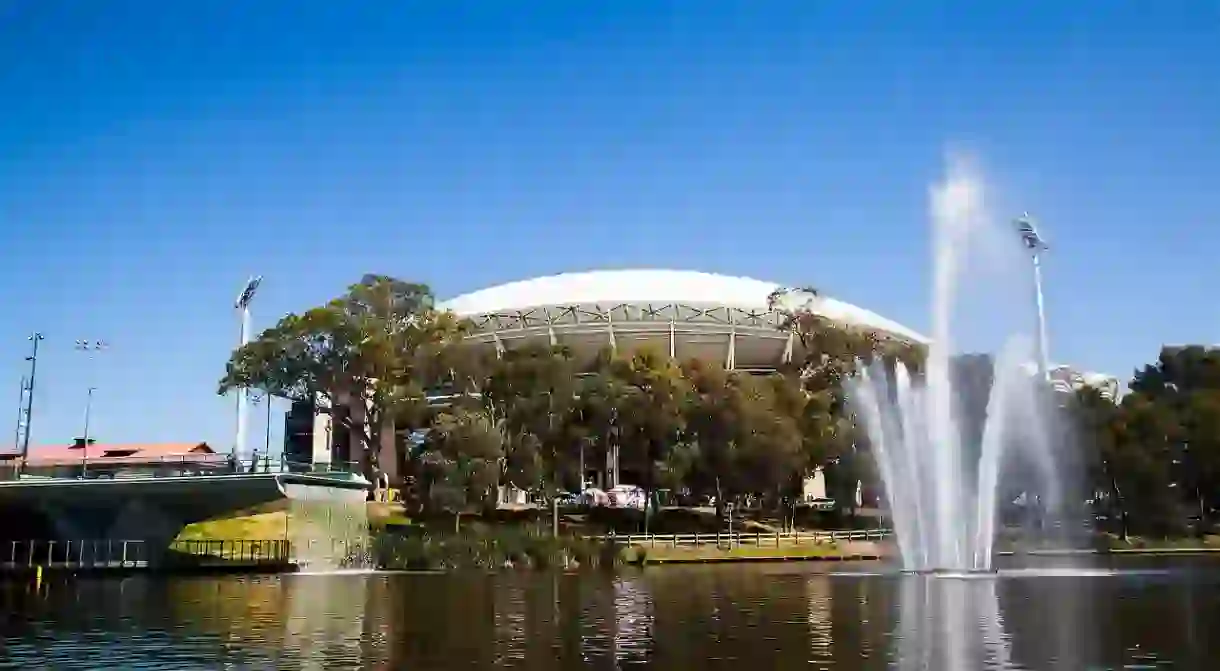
[607,484,646,510]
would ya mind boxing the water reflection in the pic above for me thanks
[888,575,1012,670]
[2,559,1220,669]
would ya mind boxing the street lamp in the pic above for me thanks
[1014,213,1051,381]
[234,275,262,461]
[74,340,108,477]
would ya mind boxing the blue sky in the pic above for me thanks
[1,1,1217,453]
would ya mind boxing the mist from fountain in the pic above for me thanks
[284,482,374,572]
[848,159,1060,573]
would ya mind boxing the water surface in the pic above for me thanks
[3,556,1220,669]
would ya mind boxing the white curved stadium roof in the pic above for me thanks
[439,269,926,343]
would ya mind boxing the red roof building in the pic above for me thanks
[0,441,227,479]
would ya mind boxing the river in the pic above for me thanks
[2,556,1219,669]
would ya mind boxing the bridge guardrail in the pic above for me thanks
[2,539,152,569]
[0,538,295,571]
[0,455,366,482]
[169,539,291,563]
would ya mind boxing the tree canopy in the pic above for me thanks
[1071,345,1220,538]
[218,275,467,478]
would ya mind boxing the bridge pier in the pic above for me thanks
[0,472,371,568]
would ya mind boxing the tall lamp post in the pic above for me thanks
[234,276,262,462]
[18,333,44,471]
[12,376,26,455]
[1014,213,1051,381]
[74,340,108,477]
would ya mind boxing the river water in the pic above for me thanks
[2,556,1219,669]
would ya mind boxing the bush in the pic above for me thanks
[371,527,621,571]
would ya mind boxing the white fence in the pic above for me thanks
[596,528,891,548]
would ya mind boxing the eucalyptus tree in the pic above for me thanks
[219,274,467,481]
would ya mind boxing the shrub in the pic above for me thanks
[371,527,623,571]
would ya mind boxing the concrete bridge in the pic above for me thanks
[0,471,371,565]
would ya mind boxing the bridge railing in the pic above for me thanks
[0,538,294,571]
[0,455,366,482]
[1,539,153,569]
[168,538,291,564]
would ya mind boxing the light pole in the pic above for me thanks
[1014,213,1051,381]
[74,340,108,477]
[74,341,107,478]
[81,387,96,476]
[234,276,262,462]
[12,376,25,450]
[18,333,44,468]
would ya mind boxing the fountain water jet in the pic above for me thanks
[848,159,1059,573]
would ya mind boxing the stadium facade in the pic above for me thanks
[284,269,927,492]
[436,269,927,371]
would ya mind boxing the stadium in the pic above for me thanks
[437,269,928,371]
[286,269,927,493]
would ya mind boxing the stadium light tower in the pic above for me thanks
[234,276,262,461]
[1014,213,1051,381]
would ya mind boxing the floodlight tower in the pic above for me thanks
[1014,213,1051,381]
[234,276,262,461]
[74,339,108,476]
[18,333,44,465]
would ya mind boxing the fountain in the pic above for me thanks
[848,159,1061,573]
[283,481,375,571]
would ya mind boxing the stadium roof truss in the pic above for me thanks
[462,300,815,371]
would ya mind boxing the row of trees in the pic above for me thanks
[218,274,1220,538]
[1072,345,1220,538]
[219,275,920,523]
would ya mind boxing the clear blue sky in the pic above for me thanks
[1,1,1216,453]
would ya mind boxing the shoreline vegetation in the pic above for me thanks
[217,274,1220,566]
[177,505,1220,572]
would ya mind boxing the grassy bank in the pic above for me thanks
[176,503,890,570]
[176,501,410,543]
[620,540,886,565]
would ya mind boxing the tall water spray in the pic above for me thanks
[849,160,1059,572]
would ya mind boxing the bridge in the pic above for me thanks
[0,463,371,567]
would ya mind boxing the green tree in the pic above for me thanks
[218,275,466,481]
[1072,386,1132,539]
[733,374,805,513]
[604,347,692,530]
[480,344,579,497]
[567,358,630,492]
[418,407,504,528]
[681,358,746,520]
[770,287,927,519]
[1128,346,1220,533]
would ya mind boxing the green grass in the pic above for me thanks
[178,510,290,542]
[176,501,413,543]
[622,540,885,564]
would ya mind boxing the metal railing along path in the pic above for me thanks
[169,539,292,564]
[0,538,295,571]
[1,539,152,569]
[596,528,891,549]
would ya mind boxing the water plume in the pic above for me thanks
[849,158,1060,572]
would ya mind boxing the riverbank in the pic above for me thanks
[176,504,890,570]
[174,506,1220,572]
[621,541,885,565]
